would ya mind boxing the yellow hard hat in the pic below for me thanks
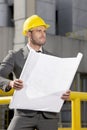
[22,15,50,36]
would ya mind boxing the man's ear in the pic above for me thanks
[26,31,31,37]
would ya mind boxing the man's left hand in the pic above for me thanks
[61,90,71,100]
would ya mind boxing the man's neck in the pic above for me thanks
[28,43,42,51]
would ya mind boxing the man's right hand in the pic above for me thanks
[9,79,23,90]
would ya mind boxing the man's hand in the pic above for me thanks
[9,79,23,90]
[61,90,71,100]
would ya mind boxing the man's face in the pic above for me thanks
[28,26,47,47]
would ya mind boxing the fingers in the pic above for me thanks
[10,79,23,90]
[61,90,71,100]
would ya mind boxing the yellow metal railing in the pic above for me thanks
[0,90,87,130]
[0,89,13,105]
[59,92,87,130]
[70,92,87,130]
[0,89,14,96]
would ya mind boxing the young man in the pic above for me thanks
[0,15,70,130]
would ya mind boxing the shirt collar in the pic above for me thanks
[27,43,42,52]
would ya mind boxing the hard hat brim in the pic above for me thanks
[23,24,50,36]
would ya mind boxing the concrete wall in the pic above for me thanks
[57,0,87,35]
[13,0,37,50]
[72,0,87,31]
[57,0,72,35]
[44,35,87,73]
[36,0,56,34]
[13,0,26,50]
[0,0,9,26]
[0,27,14,62]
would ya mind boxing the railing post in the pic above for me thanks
[72,98,81,130]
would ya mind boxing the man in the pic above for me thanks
[0,15,70,130]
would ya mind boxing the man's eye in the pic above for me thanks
[37,30,41,32]
[44,30,46,33]
[36,30,46,33]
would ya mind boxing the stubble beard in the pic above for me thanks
[31,38,46,47]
